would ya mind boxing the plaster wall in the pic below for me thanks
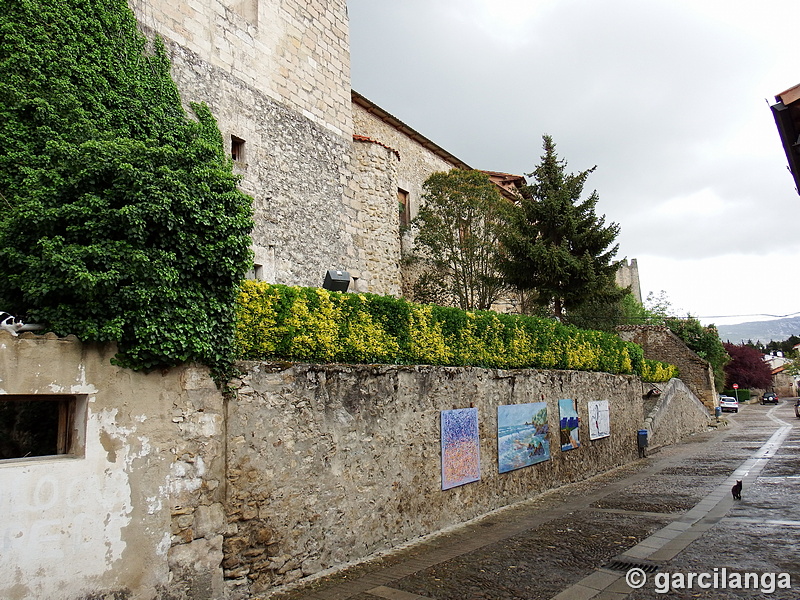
[0,332,226,600]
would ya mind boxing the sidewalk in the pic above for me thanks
[265,402,800,600]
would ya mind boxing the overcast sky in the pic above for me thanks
[347,0,800,327]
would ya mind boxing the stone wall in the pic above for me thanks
[0,331,226,600]
[617,325,717,411]
[130,1,366,291]
[351,97,466,297]
[156,37,360,290]
[347,137,402,296]
[223,362,648,595]
[1,335,711,599]
[643,378,711,451]
[615,258,642,304]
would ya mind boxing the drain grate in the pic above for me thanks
[603,559,660,574]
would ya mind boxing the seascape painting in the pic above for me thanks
[588,400,611,440]
[441,408,481,490]
[497,402,550,473]
[559,398,580,451]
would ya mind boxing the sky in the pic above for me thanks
[347,0,800,327]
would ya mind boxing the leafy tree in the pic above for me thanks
[723,343,773,390]
[407,169,513,311]
[765,335,800,356]
[502,135,621,321]
[0,0,253,373]
[566,287,681,331]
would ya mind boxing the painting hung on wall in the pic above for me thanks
[559,398,580,451]
[441,408,481,490]
[588,400,611,440]
[497,402,550,473]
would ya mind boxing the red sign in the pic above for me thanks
[733,384,739,389]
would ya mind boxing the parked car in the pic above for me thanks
[762,392,779,404]
[795,398,800,418]
[719,395,739,413]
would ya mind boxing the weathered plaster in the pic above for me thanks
[0,331,226,600]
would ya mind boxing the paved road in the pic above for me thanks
[266,399,800,600]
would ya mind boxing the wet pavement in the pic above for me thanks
[264,400,800,600]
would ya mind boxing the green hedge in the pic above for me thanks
[235,281,678,381]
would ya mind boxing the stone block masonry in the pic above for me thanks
[156,37,360,290]
[348,138,403,296]
[130,0,352,136]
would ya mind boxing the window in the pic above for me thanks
[398,188,410,228]
[231,136,245,163]
[246,263,264,281]
[0,395,86,461]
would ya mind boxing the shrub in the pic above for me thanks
[235,281,677,381]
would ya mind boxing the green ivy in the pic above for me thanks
[0,0,254,374]
[235,281,677,381]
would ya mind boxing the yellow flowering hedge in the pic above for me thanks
[235,281,677,381]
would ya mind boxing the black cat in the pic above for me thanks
[731,480,742,500]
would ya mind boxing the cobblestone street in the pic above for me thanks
[265,400,800,600]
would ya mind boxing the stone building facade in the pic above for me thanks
[130,0,365,291]
[126,0,640,303]
[615,258,642,303]
[125,0,522,300]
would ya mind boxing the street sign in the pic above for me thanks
[733,384,739,389]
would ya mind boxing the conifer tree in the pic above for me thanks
[502,135,621,321]
[0,0,253,373]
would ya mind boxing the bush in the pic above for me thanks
[235,281,677,381]
[0,0,254,373]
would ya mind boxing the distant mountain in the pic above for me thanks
[715,316,800,344]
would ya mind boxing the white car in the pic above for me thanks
[719,396,739,413]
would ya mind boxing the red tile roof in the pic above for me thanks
[353,134,400,160]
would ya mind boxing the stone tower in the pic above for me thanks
[130,0,366,289]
